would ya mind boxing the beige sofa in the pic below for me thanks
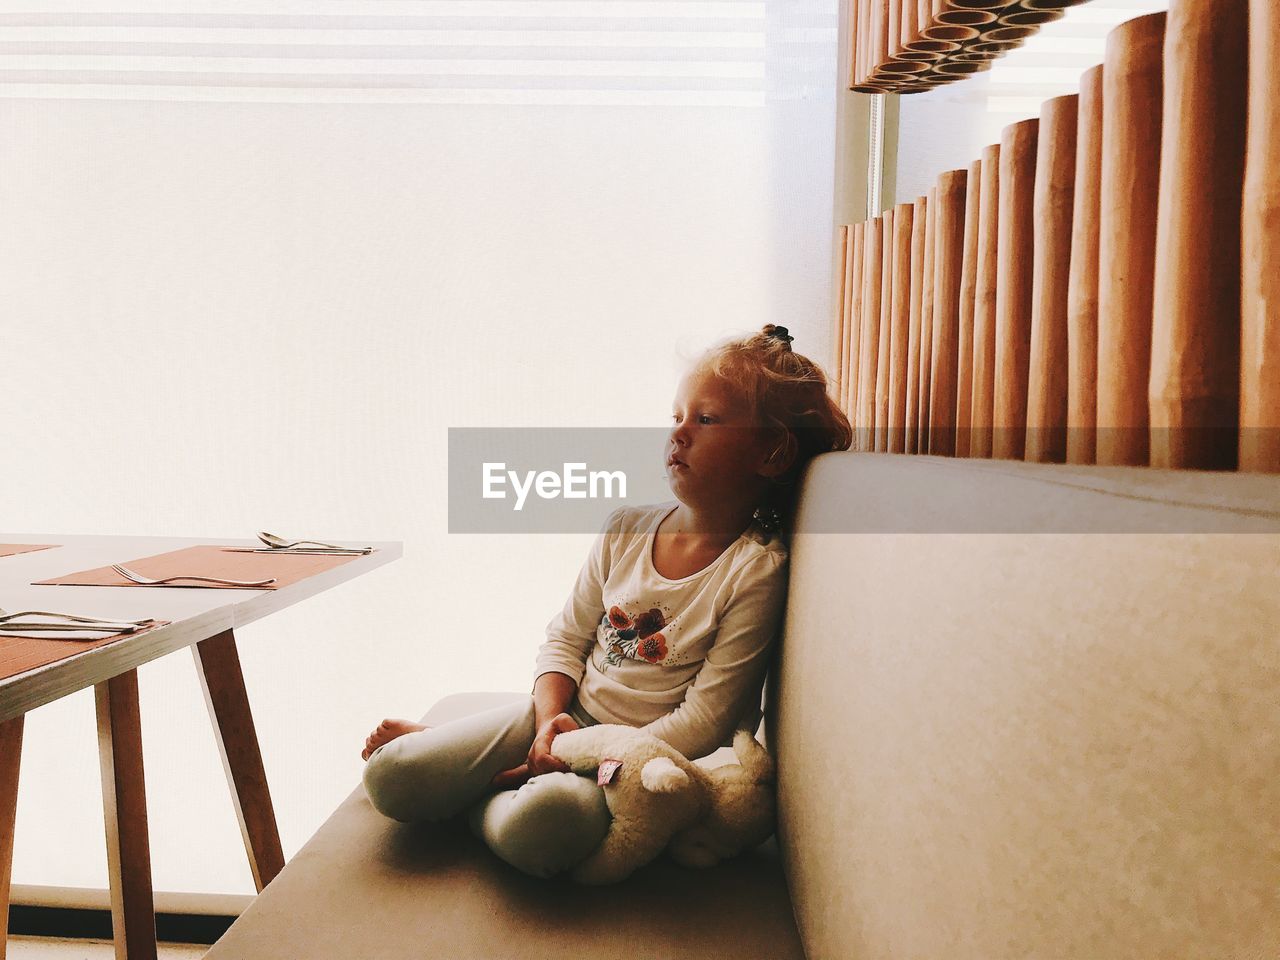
[205,452,1280,960]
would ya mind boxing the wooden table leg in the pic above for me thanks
[191,629,284,892]
[95,670,157,960]
[1,715,23,960]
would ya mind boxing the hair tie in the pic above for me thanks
[768,326,794,344]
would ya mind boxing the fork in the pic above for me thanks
[111,563,276,588]
[0,607,154,633]
[0,609,153,632]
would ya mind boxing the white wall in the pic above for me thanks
[0,7,836,898]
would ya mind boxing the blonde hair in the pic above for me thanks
[692,324,853,533]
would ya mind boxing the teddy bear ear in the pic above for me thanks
[732,730,774,784]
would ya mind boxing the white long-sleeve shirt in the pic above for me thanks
[533,501,789,760]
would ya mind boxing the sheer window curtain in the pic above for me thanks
[0,1,835,900]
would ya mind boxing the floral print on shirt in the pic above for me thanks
[599,603,670,670]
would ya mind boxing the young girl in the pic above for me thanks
[361,324,852,879]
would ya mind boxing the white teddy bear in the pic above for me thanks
[549,724,777,885]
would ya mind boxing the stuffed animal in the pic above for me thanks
[549,723,776,885]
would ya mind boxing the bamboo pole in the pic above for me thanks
[898,81,926,93]
[857,217,884,451]
[1241,0,1280,471]
[895,50,946,63]
[858,0,872,84]
[994,118,1039,460]
[906,195,928,454]
[855,0,863,86]
[1026,94,1077,463]
[850,0,861,89]
[970,40,1023,55]
[918,186,938,453]
[999,9,1066,27]
[860,0,871,85]
[1066,65,1103,465]
[904,38,963,54]
[986,25,1037,42]
[888,203,915,452]
[849,224,861,419]
[929,169,968,456]
[845,223,866,422]
[835,224,849,408]
[875,210,896,451]
[921,23,982,43]
[956,157,982,457]
[936,9,998,26]
[1097,12,1165,466]
[935,61,991,77]
[839,225,856,419]
[902,0,917,53]
[971,144,1001,459]
[878,0,892,69]
[880,60,932,76]
[870,1,884,83]
[1150,0,1248,470]
[888,0,901,60]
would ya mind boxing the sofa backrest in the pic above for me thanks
[767,451,1280,960]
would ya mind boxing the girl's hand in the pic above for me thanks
[488,712,579,789]
[527,712,578,776]
[489,763,531,789]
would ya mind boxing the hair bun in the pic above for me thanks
[764,324,794,346]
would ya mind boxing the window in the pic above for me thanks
[0,0,768,106]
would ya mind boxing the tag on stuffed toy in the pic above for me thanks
[597,758,623,786]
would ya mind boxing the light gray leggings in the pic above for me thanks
[361,696,611,879]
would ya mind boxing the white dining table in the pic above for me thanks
[0,534,402,960]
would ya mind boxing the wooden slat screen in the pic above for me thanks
[832,0,1277,472]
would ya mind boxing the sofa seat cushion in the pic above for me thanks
[205,691,803,960]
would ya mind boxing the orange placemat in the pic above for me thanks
[0,544,57,558]
[0,620,171,682]
[32,544,369,590]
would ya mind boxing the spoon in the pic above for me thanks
[257,531,371,553]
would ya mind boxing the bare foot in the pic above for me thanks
[362,718,429,761]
